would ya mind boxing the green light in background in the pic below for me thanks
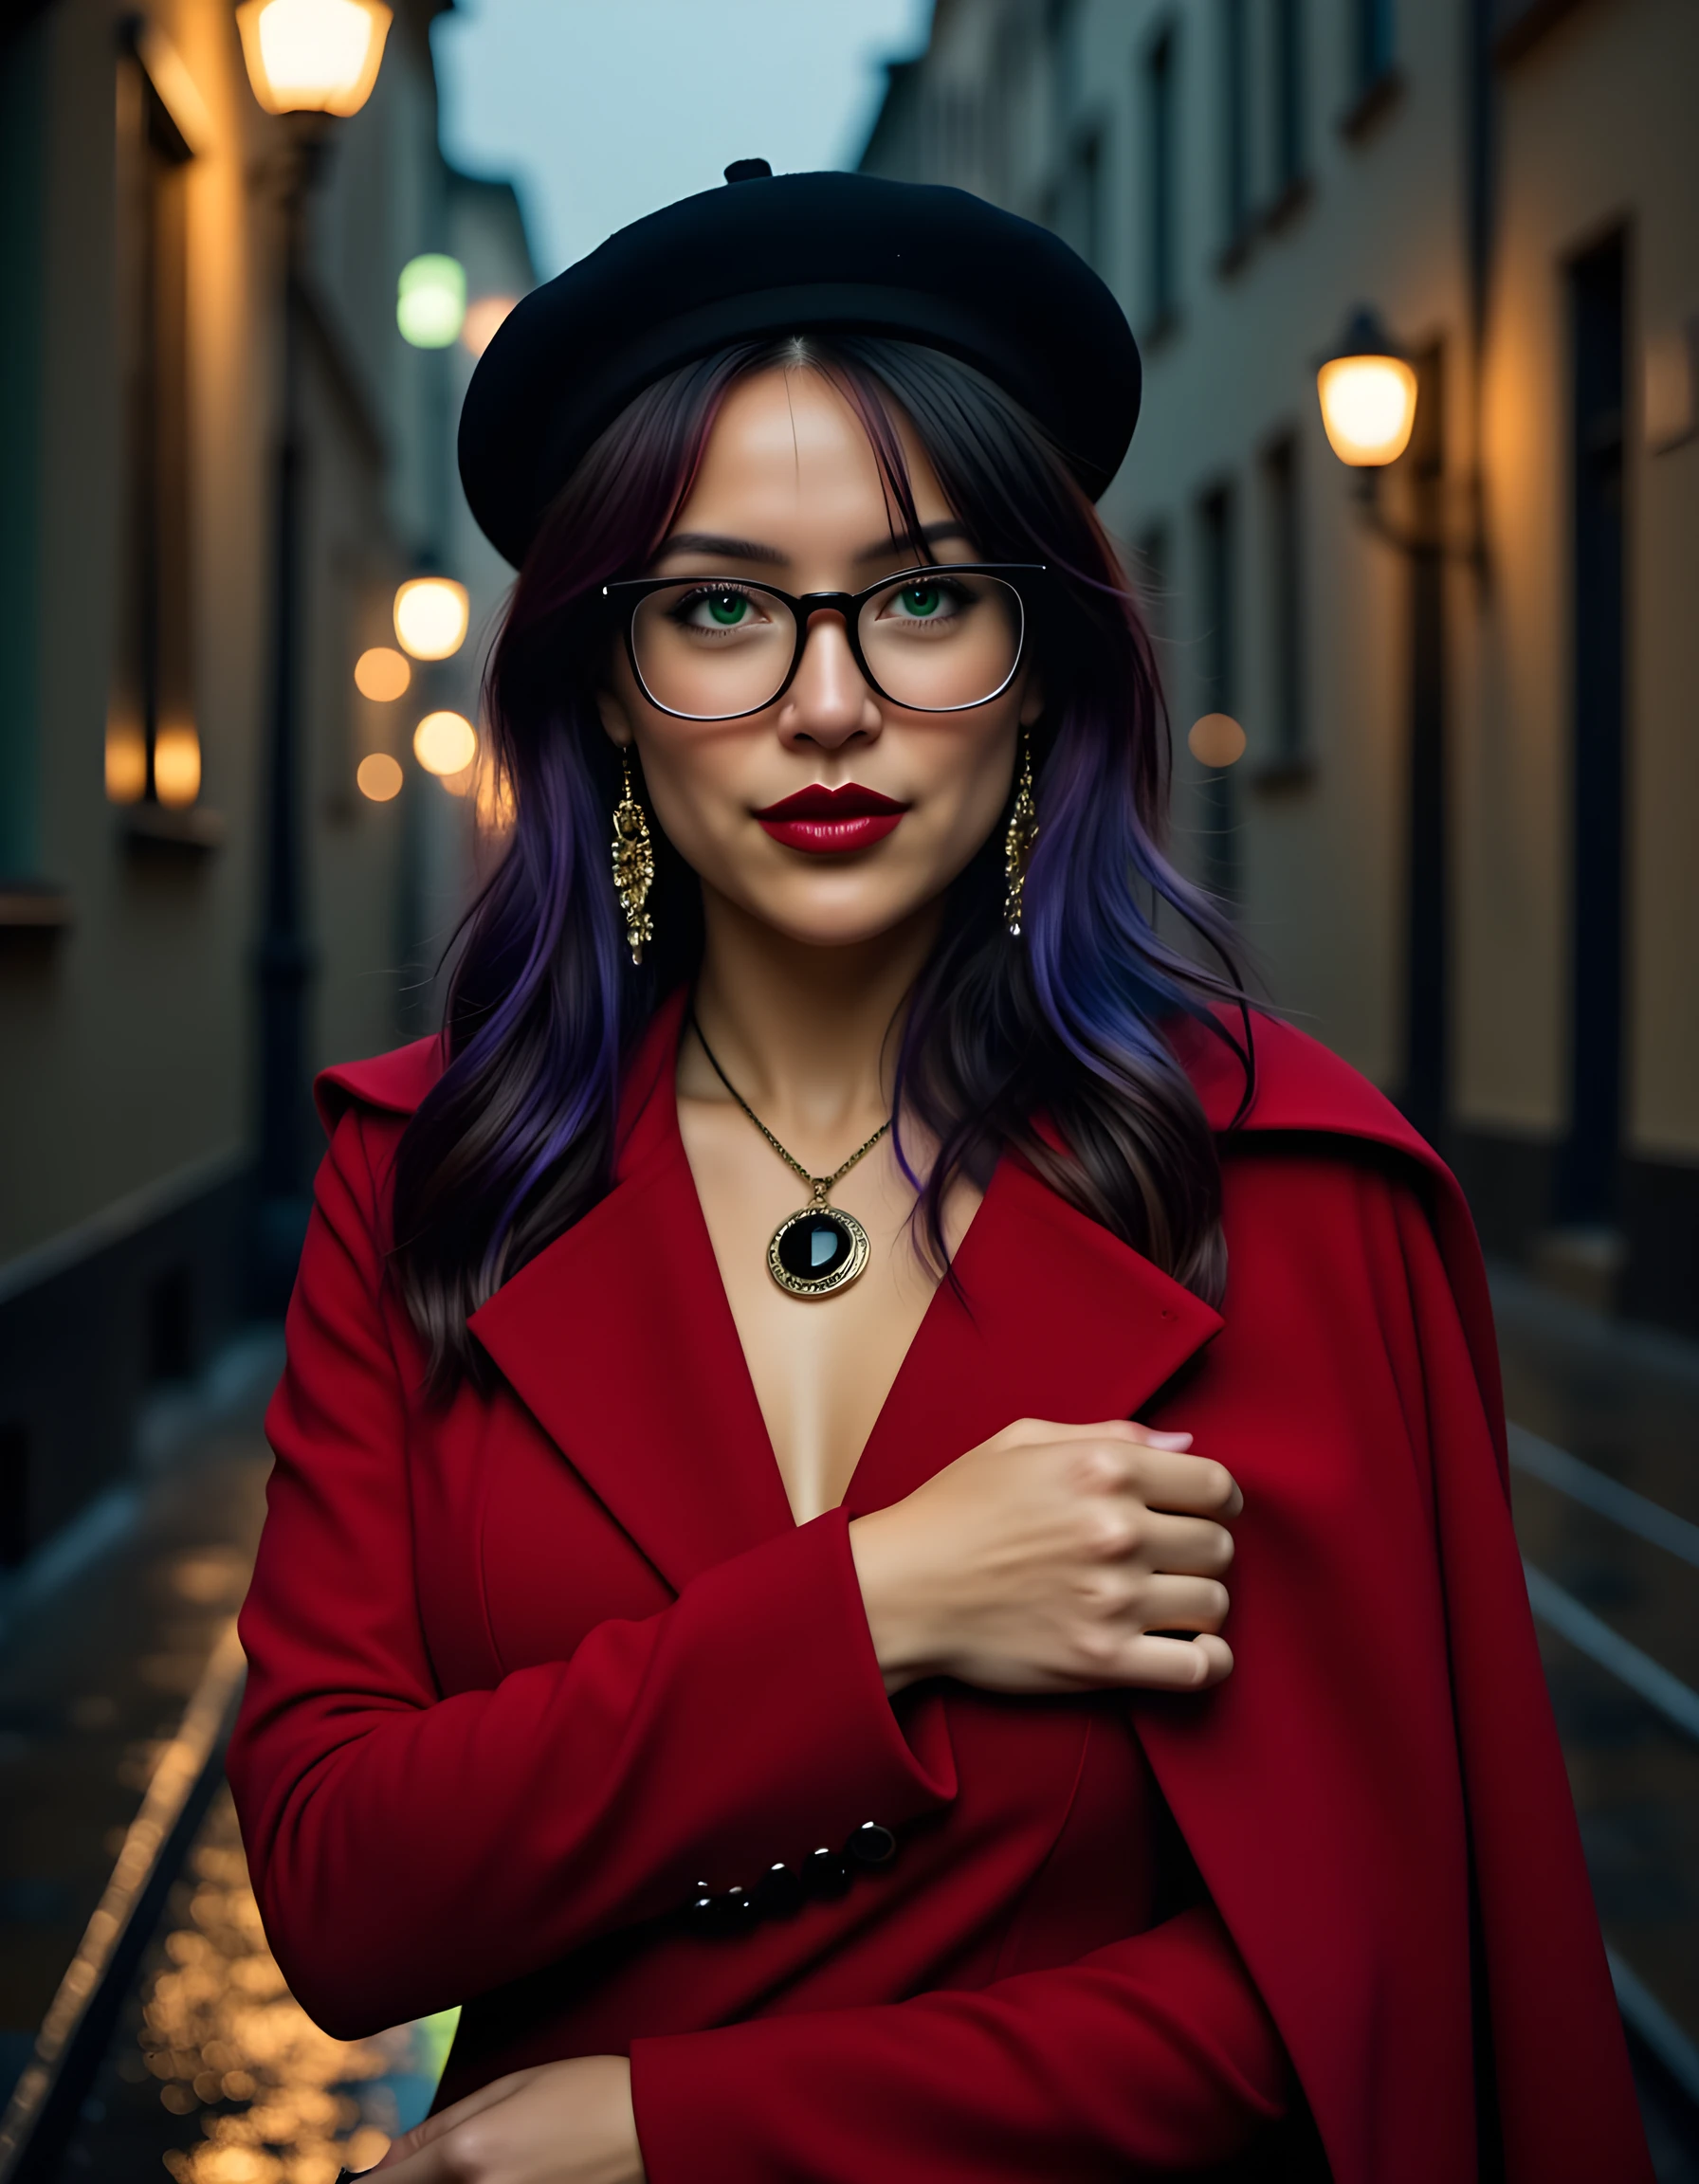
[397,254,466,349]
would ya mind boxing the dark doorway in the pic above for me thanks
[0,1422,27,1569]
[1559,231,1627,1223]
[1402,343,1448,1146]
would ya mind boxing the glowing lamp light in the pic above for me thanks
[393,576,469,661]
[462,295,518,358]
[235,0,392,118]
[1187,714,1247,768]
[154,725,202,808]
[356,752,404,801]
[413,710,478,776]
[397,254,466,349]
[1316,310,1417,467]
[475,757,517,833]
[105,721,147,804]
[354,645,411,701]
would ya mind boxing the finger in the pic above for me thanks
[1118,1630,1235,1691]
[1042,1417,1193,1452]
[1134,1509,1236,1576]
[369,2070,535,2171]
[1121,1445,1242,1519]
[1133,1573,1231,1634]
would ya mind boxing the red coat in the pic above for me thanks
[228,992,1650,2183]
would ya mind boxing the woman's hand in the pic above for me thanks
[849,1419,1241,1697]
[367,2055,644,2184]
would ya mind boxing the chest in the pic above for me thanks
[676,1094,979,1523]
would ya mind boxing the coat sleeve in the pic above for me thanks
[630,1900,1290,2183]
[227,1111,954,2039]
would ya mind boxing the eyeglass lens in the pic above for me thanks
[629,573,1024,720]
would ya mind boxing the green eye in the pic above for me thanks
[900,584,942,617]
[706,592,747,626]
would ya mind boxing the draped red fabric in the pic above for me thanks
[227,997,1650,2181]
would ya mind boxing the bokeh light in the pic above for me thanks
[356,753,404,802]
[393,577,469,661]
[475,755,517,833]
[354,646,411,701]
[105,720,147,804]
[461,295,517,358]
[396,254,466,349]
[1187,713,1247,767]
[155,725,203,808]
[413,711,477,776]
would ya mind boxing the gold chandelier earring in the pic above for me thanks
[611,748,655,965]
[1003,731,1039,938]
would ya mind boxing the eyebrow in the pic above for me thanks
[652,519,974,571]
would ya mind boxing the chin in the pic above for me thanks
[745,876,939,950]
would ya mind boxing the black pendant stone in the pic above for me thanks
[776,1210,852,1283]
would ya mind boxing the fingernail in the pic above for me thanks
[1142,1430,1192,1448]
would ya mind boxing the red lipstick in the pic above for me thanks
[754,783,908,854]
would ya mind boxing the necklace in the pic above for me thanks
[688,1010,890,1298]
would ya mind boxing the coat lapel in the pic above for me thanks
[846,1156,1223,1517]
[470,990,1224,1591]
[467,997,795,1595]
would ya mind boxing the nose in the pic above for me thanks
[776,609,884,751]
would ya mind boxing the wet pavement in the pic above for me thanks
[1,1280,1695,2177]
[1493,1266,1699,2180]
[0,1337,280,2106]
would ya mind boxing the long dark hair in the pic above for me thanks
[391,336,1251,1390]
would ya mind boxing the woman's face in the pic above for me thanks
[597,367,1042,949]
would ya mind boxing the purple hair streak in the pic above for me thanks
[391,337,1251,1390]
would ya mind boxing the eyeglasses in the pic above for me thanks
[601,563,1045,723]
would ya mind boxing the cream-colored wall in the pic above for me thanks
[0,0,460,1265]
[3,0,253,1264]
[869,0,1696,1160]
[1471,0,1699,1159]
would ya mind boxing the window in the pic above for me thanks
[108,38,198,811]
[1261,434,1306,767]
[1196,484,1239,901]
[0,15,46,883]
[1271,0,1306,195]
[1351,0,1396,94]
[1142,27,1178,330]
[1056,125,1104,268]
[1136,520,1172,633]
[1219,0,1251,255]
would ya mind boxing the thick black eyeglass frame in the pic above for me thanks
[600,562,1048,722]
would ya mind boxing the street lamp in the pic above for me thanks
[240,0,390,1299]
[1317,305,1481,566]
[236,0,391,115]
[1316,309,1417,467]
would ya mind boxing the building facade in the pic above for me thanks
[0,0,532,1563]
[862,0,1699,1332]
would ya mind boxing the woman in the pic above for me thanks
[228,168,1648,2183]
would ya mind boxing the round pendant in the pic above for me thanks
[767,1203,871,1297]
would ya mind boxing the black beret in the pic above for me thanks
[458,162,1142,568]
